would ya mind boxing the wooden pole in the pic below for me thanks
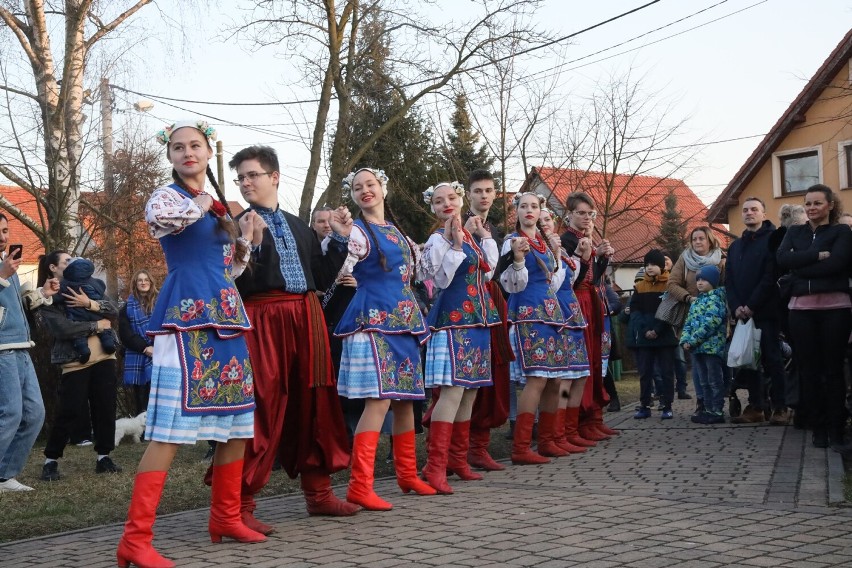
[216,140,225,190]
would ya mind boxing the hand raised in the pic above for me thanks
[330,206,353,237]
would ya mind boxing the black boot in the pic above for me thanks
[607,396,621,412]
[504,420,515,440]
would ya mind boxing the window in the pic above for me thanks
[840,141,852,190]
[772,146,822,197]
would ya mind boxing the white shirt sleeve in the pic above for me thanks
[145,186,206,238]
[420,233,465,289]
[549,250,566,292]
[499,238,528,293]
[340,224,369,276]
[481,237,499,281]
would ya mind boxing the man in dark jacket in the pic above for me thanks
[726,197,787,424]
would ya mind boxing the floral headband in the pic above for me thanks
[156,119,217,146]
[342,167,389,199]
[422,181,464,212]
[512,192,546,209]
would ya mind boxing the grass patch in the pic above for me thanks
[1,374,641,543]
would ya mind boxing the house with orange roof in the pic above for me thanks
[0,185,47,288]
[707,29,852,232]
[522,167,726,290]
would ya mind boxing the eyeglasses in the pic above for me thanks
[233,171,274,185]
[571,210,597,219]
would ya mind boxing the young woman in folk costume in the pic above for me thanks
[499,192,570,465]
[539,208,594,454]
[418,182,500,494]
[117,121,264,568]
[559,191,619,443]
[334,168,437,511]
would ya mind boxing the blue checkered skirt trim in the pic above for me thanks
[145,334,254,444]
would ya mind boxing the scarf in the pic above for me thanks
[682,247,722,273]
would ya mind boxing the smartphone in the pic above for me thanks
[8,244,22,259]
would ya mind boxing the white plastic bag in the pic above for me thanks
[727,319,762,370]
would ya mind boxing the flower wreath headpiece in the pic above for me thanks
[422,181,464,212]
[342,167,389,199]
[512,191,546,210]
[156,120,218,146]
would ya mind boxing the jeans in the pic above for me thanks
[635,347,675,409]
[788,308,852,431]
[737,318,787,411]
[691,353,725,414]
[44,360,117,459]
[674,345,688,394]
[0,350,46,479]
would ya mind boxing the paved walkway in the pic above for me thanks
[3,398,850,567]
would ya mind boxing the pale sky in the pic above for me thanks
[103,0,852,211]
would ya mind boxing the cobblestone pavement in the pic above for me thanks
[3,398,850,567]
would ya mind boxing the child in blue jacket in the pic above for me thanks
[680,265,727,424]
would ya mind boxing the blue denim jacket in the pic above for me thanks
[0,273,51,350]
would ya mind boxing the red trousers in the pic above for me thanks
[576,285,610,414]
[241,293,350,496]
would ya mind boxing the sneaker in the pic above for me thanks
[41,461,60,482]
[677,392,692,400]
[692,399,705,417]
[95,456,122,474]
[634,407,651,419]
[75,439,93,447]
[0,478,34,492]
[704,413,726,424]
[661,409,673,420]
[690,412,709,424]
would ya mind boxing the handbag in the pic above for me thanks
[655,291,688,327]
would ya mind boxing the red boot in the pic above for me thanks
[578,410,610,441]
[393,430,438,495]
[301,471,361,516]
[116,471,175,568]
[554,408,587,453]
[592,407,621,436]
[421,421,454,494]
[209,460,267,544]
[537,412,570,457]
[511,413,550,465]
[468,427,505,471]
[346,431,393,511]
[447,421,483,481]
[564,407,596,448]
[240,492,275,535]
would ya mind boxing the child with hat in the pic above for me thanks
[622,249,679,419]
[680,265,727,424]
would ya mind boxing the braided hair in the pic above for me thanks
[170,166,249,261]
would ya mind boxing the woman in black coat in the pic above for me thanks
[776,185,852,447]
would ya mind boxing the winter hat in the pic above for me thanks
[696,265,720,288]
[643,249,666,271]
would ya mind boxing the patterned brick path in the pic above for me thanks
[2,398,850,567]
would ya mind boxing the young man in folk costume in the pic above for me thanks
[223,145,359,535]
[422,169,512,472]
[559,191,620,442]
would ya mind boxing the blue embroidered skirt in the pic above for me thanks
[338,331,425,400]
[562,327,591,380]
[425,328,493,388]
[145,334,254,444]
[508,324,571,384]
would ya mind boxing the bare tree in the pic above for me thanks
[234,0,546,220]
[0,0,153,251]
[524,67,700,263]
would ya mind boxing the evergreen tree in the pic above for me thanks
[343,9,448,242]
[442,94,494,181]
[655,190,687,259]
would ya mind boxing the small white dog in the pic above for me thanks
[114,411,147,446]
